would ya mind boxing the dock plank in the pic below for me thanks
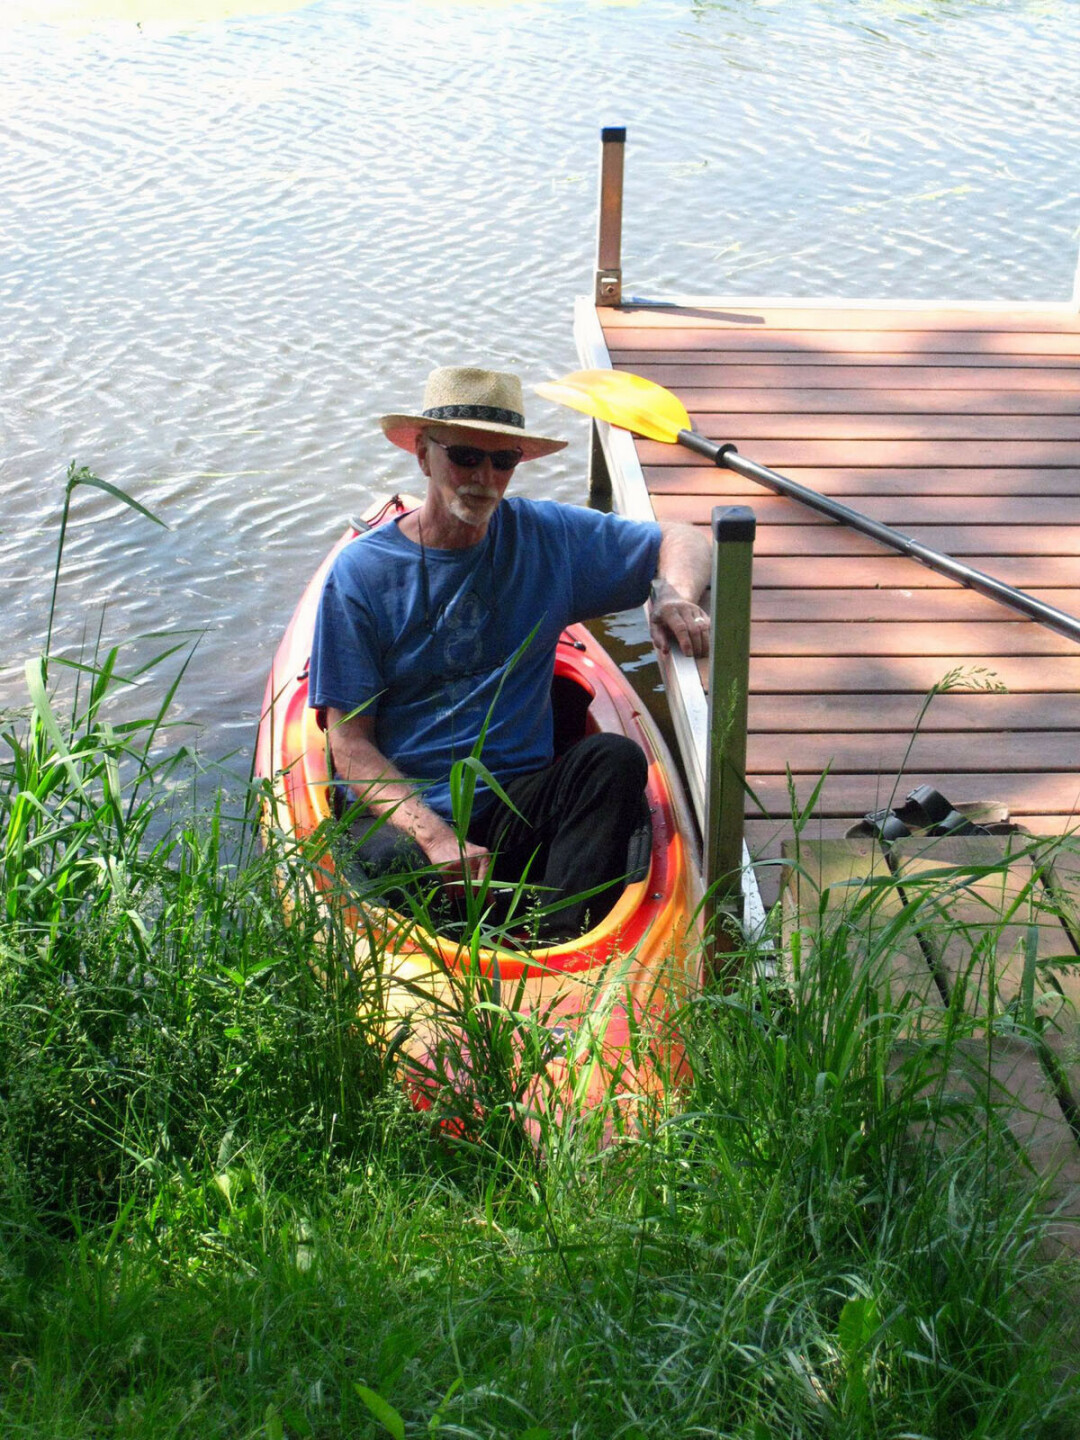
[645,466,1080,498]
[641,386,1080,415]
[746,771,1079,819]
[748,588,1080,623]
[610,349,1080,374]
[748,691,1080,731]
[650,491,1080,527]
[736,654,1080,691]
[746,730,1080,774]
[682,413,1080,442]
[654,508,1080,558]
[738,622,1078,658]
[603,305,1080,333]
[605,327,1080,356]
[742,554,1080,589]
[641,437,1080,468]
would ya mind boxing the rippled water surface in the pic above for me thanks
[2,0,1078,762]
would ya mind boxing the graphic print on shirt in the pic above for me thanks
[434,585,493,730]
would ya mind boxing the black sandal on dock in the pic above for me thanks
[847,784,1014,843]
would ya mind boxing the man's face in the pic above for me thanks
[418,425,522,528]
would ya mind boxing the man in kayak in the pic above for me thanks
[309,365,711,939]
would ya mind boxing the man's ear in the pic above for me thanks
[415,432,432,478]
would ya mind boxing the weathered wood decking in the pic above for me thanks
[576,296,1080,910]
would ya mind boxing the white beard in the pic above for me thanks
[448,488,501,526]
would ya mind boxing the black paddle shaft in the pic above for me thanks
[677,428,1080,647]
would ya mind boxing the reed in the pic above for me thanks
[0,471,1077,1437]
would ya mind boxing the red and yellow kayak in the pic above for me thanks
[254,495,703,1120]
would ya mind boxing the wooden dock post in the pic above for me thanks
[703,505,756,962]
[588,126,626,501]
[594,126,625,307]
[587,419,613,505]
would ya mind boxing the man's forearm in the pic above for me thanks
[325,709,458,859]
[656,521,711,602]
[649,523,712,657]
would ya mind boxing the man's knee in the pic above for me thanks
[564,733,647,798]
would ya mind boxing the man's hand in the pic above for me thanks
[649,522,712,658]
[326,707,490,892]
[423,833,492,891]
[649,573,711,658]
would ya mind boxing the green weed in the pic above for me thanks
[0,469,1078,1437]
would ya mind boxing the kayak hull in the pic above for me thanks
[254,496,703,1120]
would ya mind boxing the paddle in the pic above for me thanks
[535,368,1080,646]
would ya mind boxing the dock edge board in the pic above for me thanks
[615,293,1080,315]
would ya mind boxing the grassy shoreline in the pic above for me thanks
[3,667,1078,1437]
[3,483,1079,1436]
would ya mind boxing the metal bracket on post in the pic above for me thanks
[703,505,756,972]
[594,126,625,306]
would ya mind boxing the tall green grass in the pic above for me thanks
[1,469,1078,1437]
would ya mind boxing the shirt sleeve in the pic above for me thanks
[560,506,662,620]
[308,554,385,714]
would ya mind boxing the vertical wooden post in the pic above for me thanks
[595,126,625,307]
[588,419,613,505]
[703,505,756,963]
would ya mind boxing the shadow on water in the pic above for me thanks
[589,608,692,811]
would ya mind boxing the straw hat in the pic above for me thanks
[380,366,567,461]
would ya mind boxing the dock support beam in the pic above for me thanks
[588,420,613,504]
[703,505,756,965]
[594,127,625,307]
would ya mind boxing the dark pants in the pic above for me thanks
[335,734,649,940]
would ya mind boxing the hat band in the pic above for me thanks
[423,404,524,429]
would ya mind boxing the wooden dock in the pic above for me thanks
[576,295,1080,911]
[571,125,1080,1266]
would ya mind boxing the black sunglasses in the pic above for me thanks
[429,437,523,472]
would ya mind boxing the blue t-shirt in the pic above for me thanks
[309,498,662,819]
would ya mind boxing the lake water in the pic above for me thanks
[2,0,1078,769]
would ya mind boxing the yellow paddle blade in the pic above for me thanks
[535,369,690,445]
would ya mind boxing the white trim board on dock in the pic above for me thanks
[575,296,768,938]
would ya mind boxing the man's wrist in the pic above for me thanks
[651,576,687,608]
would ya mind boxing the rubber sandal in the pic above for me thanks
[896,784,986,837]
[859,806,914,842]
[849,785,993,843]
